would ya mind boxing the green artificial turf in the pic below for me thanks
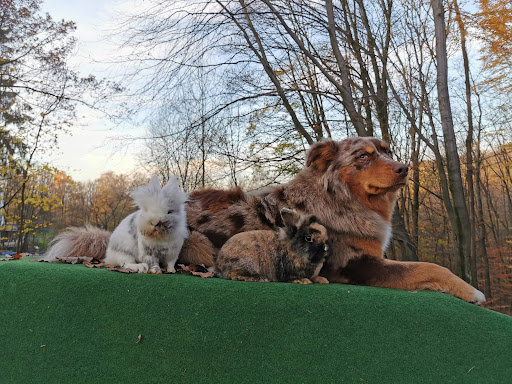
[1,258,511,384]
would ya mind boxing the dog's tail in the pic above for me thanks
[177,230,216,268]
[42,225,111,262]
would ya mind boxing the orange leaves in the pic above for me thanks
[83,261,105,269]
[176,264,215,278]
[0,253,27,261]
[475,0,512,92]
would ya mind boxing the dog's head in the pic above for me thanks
[306,137,409,200]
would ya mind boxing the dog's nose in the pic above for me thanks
[392,163,409,177]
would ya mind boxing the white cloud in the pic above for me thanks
[39,0,145,182]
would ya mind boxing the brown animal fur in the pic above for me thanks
[216,208,331,283]
[43,137,484,303]
[182,137,484,303]
[42,225,111,262]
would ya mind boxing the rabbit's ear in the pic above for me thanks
[131,176,161,210]
[162,175,180,193]
[162,175,188,203]
[280,208,300,228]
[148,175,161,190]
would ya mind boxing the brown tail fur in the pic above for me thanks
[42,225,111,262]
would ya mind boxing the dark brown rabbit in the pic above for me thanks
[215,208,331,284]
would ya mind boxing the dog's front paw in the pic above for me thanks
[165,265,176,274]
[472,289,486,305]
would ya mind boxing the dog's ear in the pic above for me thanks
[305,140,338,172]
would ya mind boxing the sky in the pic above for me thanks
[40,0,141,182]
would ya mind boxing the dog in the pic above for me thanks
[179,137,485,303]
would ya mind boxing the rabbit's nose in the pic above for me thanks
[150,219,159,226]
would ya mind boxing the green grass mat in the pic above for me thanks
[1,258,511,383]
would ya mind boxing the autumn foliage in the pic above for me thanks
[398,143,512,315]
[476,0,512,93]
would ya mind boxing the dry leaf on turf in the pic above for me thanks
[136,334,142,343]
[106,265,135,273]
[177,264,215,278]
[83,261,105,268]
[0,253,26,261]
[57,256,94,264]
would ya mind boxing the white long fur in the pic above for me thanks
[104,175,188,273]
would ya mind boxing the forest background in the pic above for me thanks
[1,0,511,314]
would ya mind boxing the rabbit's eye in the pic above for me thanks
[167,210,173,214]
[305,235,313,242]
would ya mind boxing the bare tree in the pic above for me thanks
[431,0,472,283]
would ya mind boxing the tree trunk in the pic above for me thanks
[16,170,28,253]
[431,0,472,283]
[388,206,418,261]
[453,0,479,288]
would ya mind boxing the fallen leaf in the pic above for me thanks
[106,265,135,273]
[0,253,34,261]
[136,334,142,344]
[191,271,215,278]
[176,264,215,278]
[83,261,105,269]
[57,256,93,264]
[176,264,191,273]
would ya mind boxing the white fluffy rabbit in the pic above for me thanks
[105,175,188,274]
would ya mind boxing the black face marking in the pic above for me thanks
[308,241,330,263]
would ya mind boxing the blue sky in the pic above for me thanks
[40,0,140,182]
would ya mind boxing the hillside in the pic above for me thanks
[1,257,511,383]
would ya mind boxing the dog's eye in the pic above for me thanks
[359,153,369,160]
[305,235,313,242]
